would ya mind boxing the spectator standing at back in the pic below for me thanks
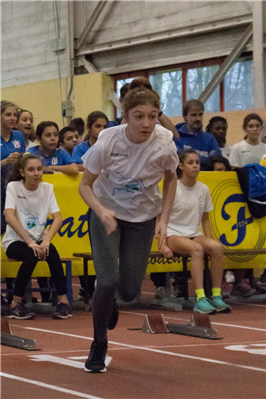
[108,83,130,127]
[205,116,231,159]
[174,99,221,170]
[229,113,266,296]
[69,118,85,143]
[229,113,266,167]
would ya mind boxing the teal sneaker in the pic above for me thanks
[210,296,232,313]
[193,297,217,314]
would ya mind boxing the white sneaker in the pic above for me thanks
[225,271,235,283]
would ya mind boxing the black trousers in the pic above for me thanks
[6,241,67,298]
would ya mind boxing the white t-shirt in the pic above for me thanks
[229,140,266,167]
[82,124,179,223]
[2,181,60,252]
[26,140,37,150]
[167,181,213,238]
[221,144,231,159]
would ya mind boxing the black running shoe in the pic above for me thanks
[52,303,73,319]
[6,304,36,320]
[84,341,108,373]
[108,298,119,330]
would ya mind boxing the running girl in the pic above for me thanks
[2,153,72,320]
[161,149,231,315]
[79,85,178,373]
[28,121,79,176]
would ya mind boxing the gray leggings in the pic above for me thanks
[89,210,156,341]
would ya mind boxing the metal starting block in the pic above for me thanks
[142,313,222,340]
[1,316,40,351]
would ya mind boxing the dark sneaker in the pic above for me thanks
[1,295,8,307]
[231,280,256,297]
[78,288,84,300]
[84,341,108,373]
[108,298,119,330]
[154,287,167,301]
[257,274,266,288]
[6,304,36,320]
[52,303,73,319]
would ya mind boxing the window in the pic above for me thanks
[224,59,254,111]
[186,65,220,113]
[112,54,254,116]
[149,70,182,116]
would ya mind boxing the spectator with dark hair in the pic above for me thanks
[28,121,79,176]
[59,126,80,156]
[205,116,231,159]
[206,155,231,171]
[2,153,72,320]
[228,113,266,296]
[161,149,231,314]
[69,117,85,141]
[72,111,108,171]
[174,99,222,170]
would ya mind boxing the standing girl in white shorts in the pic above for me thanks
[162,149,231,315]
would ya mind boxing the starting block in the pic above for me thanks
[142,313,222,340]
[142,314,168,334]
[1,316,40,351]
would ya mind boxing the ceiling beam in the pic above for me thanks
[76,13,252,57]
[75,1,108,50]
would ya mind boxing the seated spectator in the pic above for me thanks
[2,153,72,320]
[229,113,266,167]
[59,126,80,156]
[72,111,108,171]
[174,100,221,170]
[1,101,26,235]
[206,155,231,171]
[28,121,79,176]
[161,149,231,314]
[15,109,37,150]
[69,117,85,142]
[205,116,231,159]
[1,101,26,304]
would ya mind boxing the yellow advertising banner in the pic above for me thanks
[2,171,265,277]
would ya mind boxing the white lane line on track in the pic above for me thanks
[121,311,266,332]
[234,303,266,308]
[14,326,266,373]
[0,372,104,399]
[3,339,266,356]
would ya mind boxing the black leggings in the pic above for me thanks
[6,241,67,298]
